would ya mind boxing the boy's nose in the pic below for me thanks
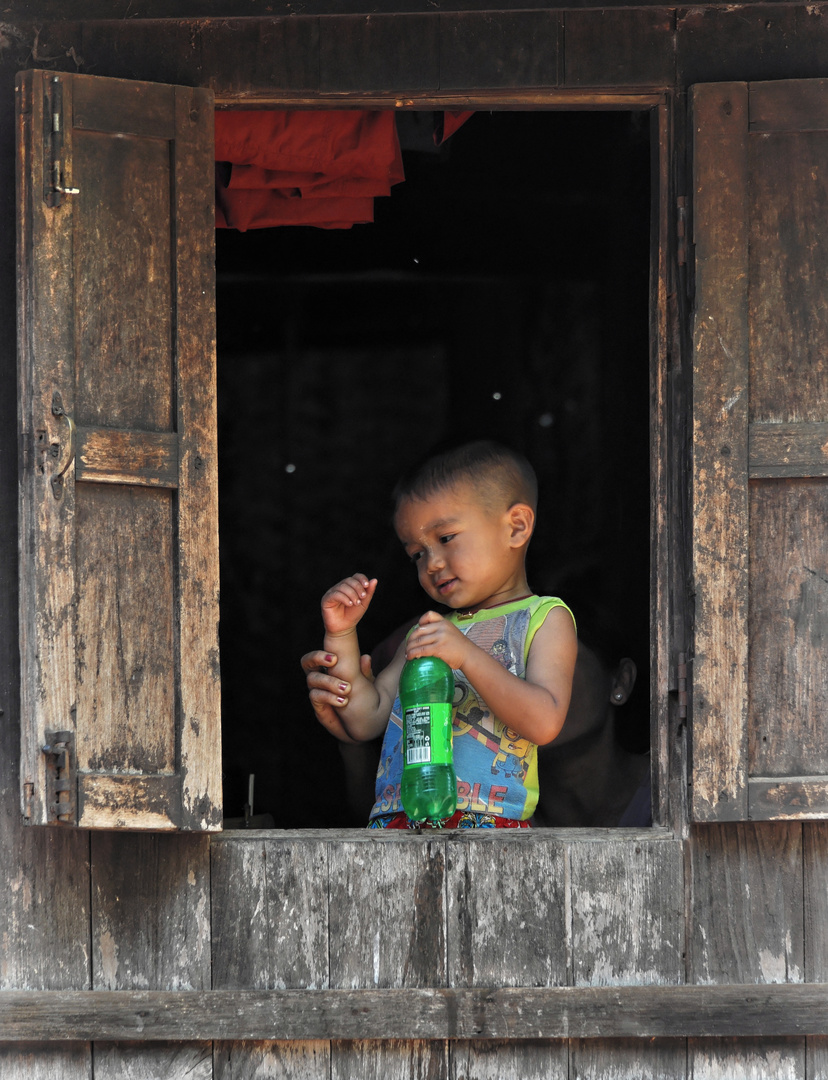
[425,547,445,572]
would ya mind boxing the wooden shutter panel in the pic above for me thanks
[17,71,221,830]
[691,80,828,821]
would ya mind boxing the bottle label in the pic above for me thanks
[404,703,453,766]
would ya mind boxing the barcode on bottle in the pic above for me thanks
[407,746,431,764]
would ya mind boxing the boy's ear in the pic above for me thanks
[506,503,535,549]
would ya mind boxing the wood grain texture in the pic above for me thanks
[331,1040,448,1080]
[91,833,211,991]
[564,9,675,88]
[688,1036,803,1080]
[451,1039,567,1079]
[214,1040,330,1080]
[172,81,222,831]
[329,838,446,989]
[749,422,828,478]
[4,985,828,1040]
[688,824,804,986]
[16,71,220,830]
[750,79,828,133]
[319,15,439,93]
[570,1037,685,1079]
[211,839,271,991]
[448,834,567,988]
[93,1043,213,1079]
[570,839,684,986]
[17,69,80,824]
[439,12,561,90]
[0,1042,91,1080]
[677,7,828,87]
[748,480,828,779]
[748,125,828,423]
[690,81,750,821]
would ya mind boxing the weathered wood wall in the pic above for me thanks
[1,7,828,1079]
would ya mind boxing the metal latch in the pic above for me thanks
[43,729,76,824]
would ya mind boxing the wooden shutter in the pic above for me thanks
[691,80,828,821]
[16,71,221,830]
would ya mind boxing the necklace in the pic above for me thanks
[455,592,534,620]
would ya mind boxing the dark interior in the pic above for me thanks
[215,109,652,828]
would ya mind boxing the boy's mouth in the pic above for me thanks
[435,577,458,595]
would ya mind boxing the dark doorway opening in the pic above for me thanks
[215,110,651,828]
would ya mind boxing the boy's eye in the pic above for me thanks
[409,550,423,563]
[440,534,455,545]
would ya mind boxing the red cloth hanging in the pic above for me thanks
[215,110,405,230]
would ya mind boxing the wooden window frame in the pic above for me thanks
[213,88,678,834]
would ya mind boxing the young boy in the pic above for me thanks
[318,440,577,828]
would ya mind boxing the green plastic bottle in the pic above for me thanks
[399,655,457,824]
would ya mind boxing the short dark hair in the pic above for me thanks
[393,440,538,513]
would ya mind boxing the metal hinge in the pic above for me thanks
[43,75,79,208]
[676,197,688,267]
[43,729,77,824]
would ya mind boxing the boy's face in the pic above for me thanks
[394,481,525,611]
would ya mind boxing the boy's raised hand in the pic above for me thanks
[321,574,378,637]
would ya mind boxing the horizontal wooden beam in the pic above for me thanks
[1,985,827,1041]
[749,421,828,478]
[76,427,179,488]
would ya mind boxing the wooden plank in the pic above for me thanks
[318,14,439,93]
[74,485,176,776]
[439,12,561,90]
[748,480,828,780]
[750,79,828,133]
[677,8,828,88]
[331,1040,448,1080]
[76,428,179,488]
[0,1043,91,1080]
[329,838,446,989]
[689,81,750,821]
[751,779,828,820]
[266,839,330,990]
[93,1043,212,1079]
[451,1039,567,1079]
[748,118,828,423]
[749,422,828,478]
[688,1036,803,1079]
[806,828,828,1080]
[201,17,320,96]
[79,774,181,830]
[564,10,675,88]
[211,838,271,991]
[3,985,828,1041]
[91,833,211,991]
[214,1040,330,1079]
[447,834,567,988]
[17,69,80,825]
[212,839,330,1080]
[73,22,203,89]
[688,824,803,985]
[172,82,222,832]
[570,1037,685,1079]
[570,839,684,986]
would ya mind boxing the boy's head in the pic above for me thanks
[392,441,538,611]
[393,440,538,517]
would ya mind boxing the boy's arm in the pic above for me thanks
[321,574,403,741]
[406,607,577,745]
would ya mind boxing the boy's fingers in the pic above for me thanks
[417,610,443,625]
